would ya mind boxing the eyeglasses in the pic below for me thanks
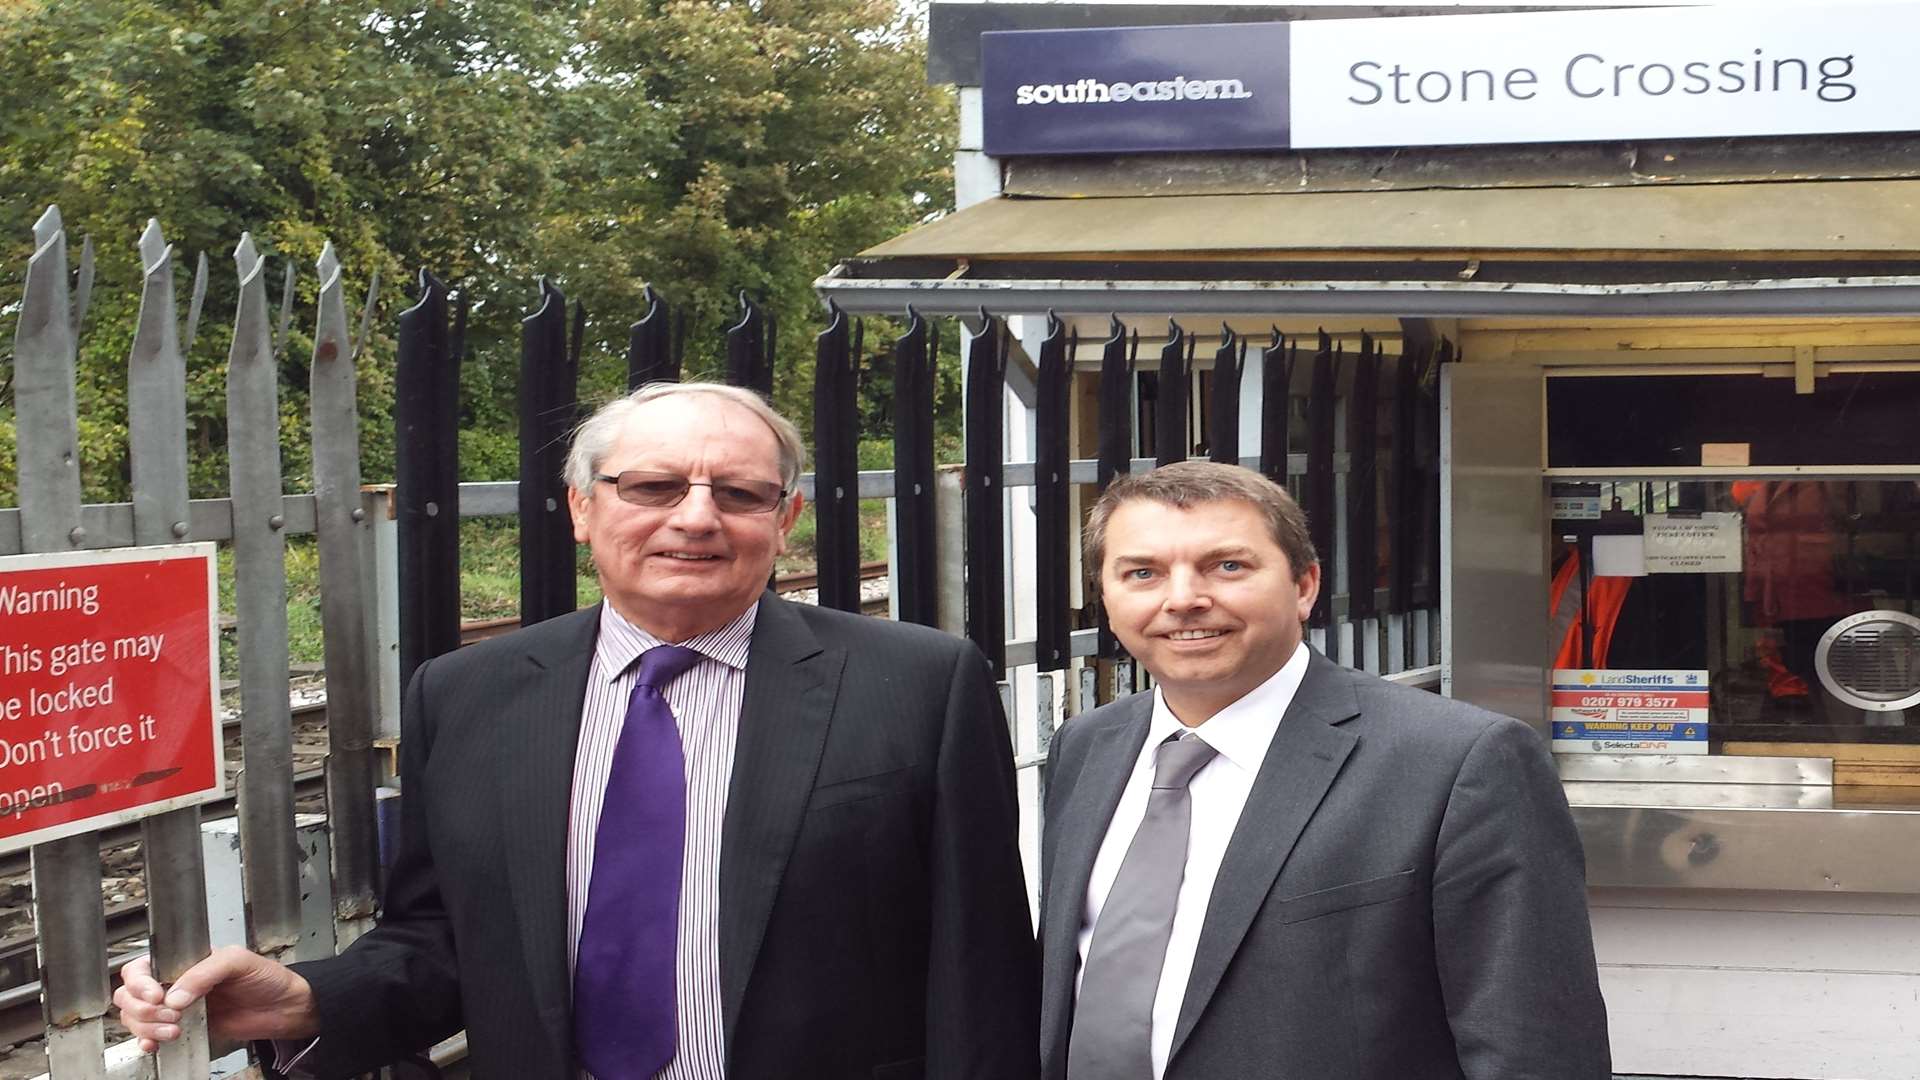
[594,471,789,514]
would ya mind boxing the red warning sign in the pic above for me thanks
[0,544,221,852]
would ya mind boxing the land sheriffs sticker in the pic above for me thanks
[1551,669,1710,755]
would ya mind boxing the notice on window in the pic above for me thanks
[1643,513,1742,574]
[0,545,222,853]
[1552,669,1709,755]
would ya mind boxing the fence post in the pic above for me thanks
[360,485,402,751]
[518,279,579,626]
[1306,331,1338,640]
[725,292,775,397]
[891,309,937,625]
[227,234,303,959]
[1349,332,1381,673]
[1208,325,1243,465]
[1154,320,1191,467]
[310,243,381,944]
[962,313,1007,675]
[1259,330,1295,488]
[1032,314,1072,673]
[1093,318,1134,668]
[811,303,863,612]
[1390,324,1431,620]
[935,466,966,639]
[127,219,214,1078]
[627,285,681,389]
[15,206,109,1079]
[395,272,461,686]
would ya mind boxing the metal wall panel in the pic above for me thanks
[1440,360,1548,726]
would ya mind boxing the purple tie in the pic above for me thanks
[574,643,703,1079]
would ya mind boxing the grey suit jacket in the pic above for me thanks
[1039,651,1610,1080]
[290,595,1040,1080]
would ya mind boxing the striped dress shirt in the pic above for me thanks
[567,601,757,1080]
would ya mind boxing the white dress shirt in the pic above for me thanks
[1075,641,1310,1080]
[566,601,758,1080]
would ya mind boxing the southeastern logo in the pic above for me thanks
[1014,76,1255,106]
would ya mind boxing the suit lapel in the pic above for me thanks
[496,606,601,1057]
[1167,653,1361,1065]
[1039,694,1153,1073]
[718,596,844,1050]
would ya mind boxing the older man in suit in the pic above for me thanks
[118,382,1040,1080]
[1041,461,1608,1080]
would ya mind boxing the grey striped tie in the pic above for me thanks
[1068,733,1219,1080]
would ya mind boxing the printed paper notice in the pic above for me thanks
[1644,513,1742,574]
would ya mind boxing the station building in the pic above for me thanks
[820,4,1920,1076]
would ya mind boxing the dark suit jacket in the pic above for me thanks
[290,596,1040,1080]
[1039,652,1610,1080]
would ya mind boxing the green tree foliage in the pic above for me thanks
[0,0,954,502]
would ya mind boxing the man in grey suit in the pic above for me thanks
[1041,461,1609,1080]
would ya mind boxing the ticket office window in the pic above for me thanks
[1547,372,1920,749]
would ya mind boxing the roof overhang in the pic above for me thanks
[815,268,1920,319]
[819,180,1920,318]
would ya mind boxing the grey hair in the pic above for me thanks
[1084,460,1318,580]
[563,381,806,497]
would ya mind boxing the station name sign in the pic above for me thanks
[981,4,1920,156]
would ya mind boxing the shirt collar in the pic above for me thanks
[1146,641,1310,776]
[594,600,760,682]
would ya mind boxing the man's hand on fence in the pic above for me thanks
[114,945,321,1052]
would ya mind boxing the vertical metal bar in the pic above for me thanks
[1094,318,1134,661]
[963,313,1008,675]
[16,209,84,532]
[362,485,403,751]
[1259,331,1295,487]
[394,272,460,686]
[311,242,380,945]
[128,220,213,1078]
[228,234,302,957]
[1390,325,1430,615]
[1033,672,1058,810]
[1033,315,1072,672]
[1347,333,1379,624]
[1096,317,1133,492]
[812,304,863,612]
[16,207,108,1079]
[519,279,575,627]
[1306,331,1338,631]
[1426,340,1451,619]
[1154,320,1189,467]
[1208,325,1242,465]
[891,309,937,625]
[935,466,967,639]
[726,292,773,396]
[627,285,681,389]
